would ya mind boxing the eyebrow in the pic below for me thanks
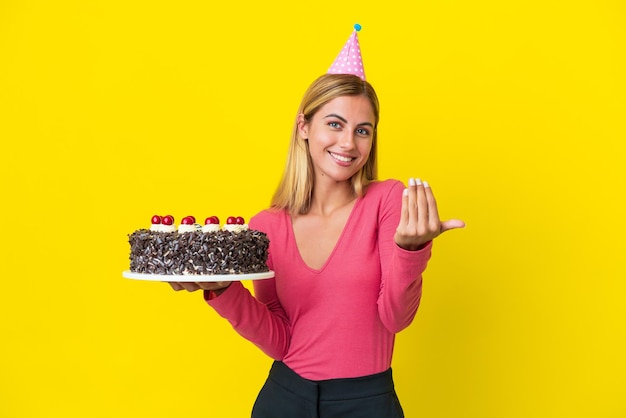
[324,113,374,127]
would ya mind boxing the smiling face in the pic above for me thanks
[298,95,376,186]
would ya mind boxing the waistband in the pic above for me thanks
[268,361,396,402]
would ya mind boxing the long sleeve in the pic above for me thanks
[205,224,291,359]
[376,180,433,333]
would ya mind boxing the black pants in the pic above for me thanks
[251,361,404,418]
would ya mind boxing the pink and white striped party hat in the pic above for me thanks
[327,24,366,80]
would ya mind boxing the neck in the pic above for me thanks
[309,180,356,217]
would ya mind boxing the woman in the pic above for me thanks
[169,73,464,417]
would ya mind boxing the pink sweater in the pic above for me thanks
[207,179,432,380]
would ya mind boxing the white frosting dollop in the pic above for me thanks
[178,223,200,233]
[150,224,176,233]
[222,224,249,233]
[201,224,220,233]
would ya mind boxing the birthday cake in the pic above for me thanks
[128,215,270,276]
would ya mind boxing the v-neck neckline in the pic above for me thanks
[287,197,362,274]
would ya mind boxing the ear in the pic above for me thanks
[296,113,308,139]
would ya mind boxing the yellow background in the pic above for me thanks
[1,0,624,417]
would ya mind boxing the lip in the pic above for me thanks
[328,151,356,166]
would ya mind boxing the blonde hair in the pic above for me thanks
[271,74,380,215]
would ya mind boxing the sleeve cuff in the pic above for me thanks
[203,289,220,301]
[203,281,244,306]
[396,240,433,255]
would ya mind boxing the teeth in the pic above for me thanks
[330,152,352,162]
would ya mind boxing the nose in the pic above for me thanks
[338,131,356,150]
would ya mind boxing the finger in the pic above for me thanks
[399,187,409,227]
[180,282,201,292]
[441,219,466,233]
[408,178,419,225]
[197,282,216,290]
[197,281,232,291]
[168,282,184,291]
[423,181,440,231]
[415,178,428,229]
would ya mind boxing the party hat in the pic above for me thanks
[327,24,366,80]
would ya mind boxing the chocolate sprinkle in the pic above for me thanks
[128,229,270,275]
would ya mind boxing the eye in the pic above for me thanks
[328,121,341,129]
[356,128,371,137]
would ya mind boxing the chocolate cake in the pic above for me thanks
[128,215,270,276]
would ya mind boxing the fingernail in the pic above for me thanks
[403,188,409,196]
[409,178,416,186]
[423,181,430,188]
[415,178,422,186]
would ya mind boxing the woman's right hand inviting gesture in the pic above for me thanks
[394,178,465,251]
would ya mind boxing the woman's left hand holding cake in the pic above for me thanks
[167,281,232,294]
[166,215,233,293]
